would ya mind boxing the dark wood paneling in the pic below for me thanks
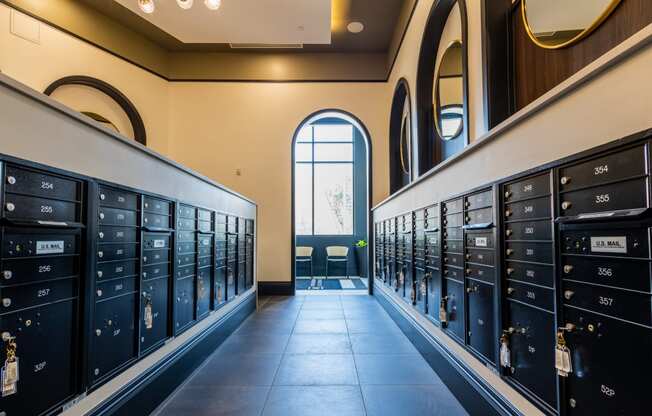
[512,0,652,111]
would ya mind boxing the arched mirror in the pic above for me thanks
[399,97,411,176]
[389,79,413,193]
[434,41,464,141]
[522,0,622,49]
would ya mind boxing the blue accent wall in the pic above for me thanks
[295,119,368,278]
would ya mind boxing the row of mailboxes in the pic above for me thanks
[0,157,256,416]
[373,136,652,415]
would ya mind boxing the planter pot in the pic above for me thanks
[354,246,367,278]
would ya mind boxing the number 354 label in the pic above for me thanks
[590,236,627,254]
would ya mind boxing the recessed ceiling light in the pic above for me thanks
[204,0,221,10]
[138,0,155,14]
[176,0,193,9]
[347,22,364,34]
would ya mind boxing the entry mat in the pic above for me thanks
[296,278,367,290]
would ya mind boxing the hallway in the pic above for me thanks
[153,295,468,416]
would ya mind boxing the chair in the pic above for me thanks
[296,246,314,278]
[325,246,349,279]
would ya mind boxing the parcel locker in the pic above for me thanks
[175,204,197,334]
[196,268,211,319]
[385,218,395,290]
[140,277,169,353]
[414,210,427,313]
[466,280,495,362]
[215,265,227,307]
[174,277,195,332]
[245,232,254,290]
[424,205,441,324]
[443,277,464,342]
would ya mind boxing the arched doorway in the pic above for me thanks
[291,110,372,294]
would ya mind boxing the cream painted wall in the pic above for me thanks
[167,82,389,282]
[0,5,171,154]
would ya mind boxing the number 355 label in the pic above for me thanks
[590,236,627,254]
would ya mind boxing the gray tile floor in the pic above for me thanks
[153,295,468,416]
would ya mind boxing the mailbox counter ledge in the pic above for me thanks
[0,75,258,416]
[372,129,652,416]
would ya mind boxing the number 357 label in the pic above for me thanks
[590,236,627,254]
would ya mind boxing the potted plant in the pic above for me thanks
[353,239,368,278]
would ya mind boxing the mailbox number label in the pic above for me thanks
[598,296,614,306]
[41,181,54,190]
[597,267,613,277]
[601,384,616,397]
[595,194,611,204]
[36,240,65,255]
[594,164,609,176]
[40,205,53,214]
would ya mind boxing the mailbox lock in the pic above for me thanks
[98,251,104,258]
[506,249,514,256]
[97,271,103,278]
[25,319,32,327]
[561,176,571,185]
[465,254,471,260]
[507,287,515,295]
[505,209,512,217]
[96,290,103,297]
[587,324,595,332]
[569,398,577,408]
[100,193,106,200]
[5,202,15,212]
[563,265,574,274]
[2,298,11,308]
[561,201,572,210]
[99,232,104,239]
[3,270,12,280]
[504,191,512,199]
[99,212,105,220]
[505,229,513,237]
[6,176,16,185]
[564,290,575,300]
[95,329,102,336]
[465,268,472,276]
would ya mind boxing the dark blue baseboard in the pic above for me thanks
[88,292,256,416]
[374,286,519,416]
[258,281,294,296]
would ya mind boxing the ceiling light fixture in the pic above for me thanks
[347,22,364,34]
[176,0,193,9]
[204,0,221,10]
[138,0,155,14]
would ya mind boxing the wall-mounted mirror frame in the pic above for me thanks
[434,40,464,141]
[389,78,413,193]
[522,0,622,49]
[416,0,469,175]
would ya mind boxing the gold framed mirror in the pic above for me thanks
[399,96,411,175]
[434,41,464,141]
[522,0,622,49]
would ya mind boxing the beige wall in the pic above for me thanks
[168,82,388,281]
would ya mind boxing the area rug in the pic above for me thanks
[296,278,367,290]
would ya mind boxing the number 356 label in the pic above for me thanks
[590,237,627,254]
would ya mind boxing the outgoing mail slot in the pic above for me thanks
[177,241,196,254]
[559,177,648,217]
[2,255,78,285]
[140,277,169,352]
[442,198,463,214]
[5,165,80,201]
[465,264,495,284]
[504,172,551,202]
[95,277,136,300]
[96,260,137,281]
[178,205,196,219]
[560,227,649,258]
[444,278,465,342]
[562,307,652,416]
[561,256,651,293]
[505,241,553,264]
[465,207,493,226]
[443,253,464,268]
[177,253,196,266]
[143,197,172,215]
[443,227,463,240]
[98,226,137,243]
[174,277,195,333]
[4,194,78,223]
[504,197,551,222]
[143,234,170,250]
[0,299,77,416]
[98,186,137,210]
[442,213,463,227]
[90,293,137,385]
[504,302,557,410]
[562,280,652,326]
[142,263,170,280]
[98,207,137,226]
[177,218,196,231]
[2,230,77,257]
[505,219,552,241]
[143,212,172,229]
[143,249,169,265]
[177,264,195,278]
[466,249,495,267]
[465,189,493,210]
[505,261,554,287]
[97,243,137,262]
[0,277,77,313]
[506,280,554,312]
[442,239,463,253]
[559,145,647,193]
[466,280,495,363]
[465,230,495,249]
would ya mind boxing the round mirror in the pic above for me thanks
[522,0,621,49]
[434,41,464,141]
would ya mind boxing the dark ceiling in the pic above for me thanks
[79,0,409,53]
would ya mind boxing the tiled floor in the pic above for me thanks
[153,295,468,416]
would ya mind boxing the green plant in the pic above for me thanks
[354,239,368,248]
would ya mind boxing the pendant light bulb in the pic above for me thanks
[176,0,194,10]
[138,0,155,14]
[205,0,221,10]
